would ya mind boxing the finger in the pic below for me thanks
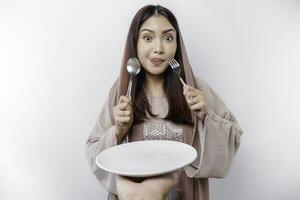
[183,85,197,94]
[183,86,204,96]
[117,176,139,188]
[185,91,199,98]
[183,85,193,91]
[117,122,125,127]
[117,100,133,111]
[186,94,205,103]
[115,116,131,123]
[187,95,204,102]
[124,103,133,112]
[119,95,132,105]
[117,175,129,182]
[117,175,138,185]
[115,109,131,117]
[118,96,131,109]
[117,102,129,110]
[124,96,132,105]
[190,102,205,111]
[183,85,188,95]
[186,95,201,104]
[118,95,127,103]
[186,90,204,98]
[186,98,194,106]
[189,90,203,96]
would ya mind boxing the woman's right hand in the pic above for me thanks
[116,176,165,200]
[116,171,180,200]
[113,95,133,143]
[116,175,141,200]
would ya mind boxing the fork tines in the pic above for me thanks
[168,58,179,69]
[168,58,186,86]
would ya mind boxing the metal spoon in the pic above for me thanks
[126,58,141,99]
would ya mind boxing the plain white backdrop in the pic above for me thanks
[1,0,299,199]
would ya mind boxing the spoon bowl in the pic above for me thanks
[126,58,141,98]
[127,58,141,75]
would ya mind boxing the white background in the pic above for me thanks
[1,0,299,199]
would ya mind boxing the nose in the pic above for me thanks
[154,40,164,54]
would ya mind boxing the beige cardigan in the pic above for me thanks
[85,76,244,200]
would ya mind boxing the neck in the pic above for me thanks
[144,72,165,97]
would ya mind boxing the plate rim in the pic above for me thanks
[95,140,197,177]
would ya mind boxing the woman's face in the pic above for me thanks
[137,15,177,76]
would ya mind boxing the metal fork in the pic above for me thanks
[168,58,186,86]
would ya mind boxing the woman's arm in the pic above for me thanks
[85,79,120,194]
[184,77,244,178]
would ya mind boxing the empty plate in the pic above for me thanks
[96,140,197,177]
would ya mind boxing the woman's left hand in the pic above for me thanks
[183,85,209,120]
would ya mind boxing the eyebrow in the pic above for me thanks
[140,28,175,34]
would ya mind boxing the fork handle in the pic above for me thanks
[179,77,187,87]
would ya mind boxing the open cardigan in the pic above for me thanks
[85,76,244,200]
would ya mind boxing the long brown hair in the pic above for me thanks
[121,4,193,126]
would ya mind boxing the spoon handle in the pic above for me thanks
[126,76,133,99]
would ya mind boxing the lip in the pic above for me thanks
[149,58,165,65]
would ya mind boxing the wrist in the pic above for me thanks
[196,105,209,121]
[115,130,125,144]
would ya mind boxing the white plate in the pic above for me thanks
[96,140,197,177]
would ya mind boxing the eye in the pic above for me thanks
[164,35,174,41]
[143,36,152,41]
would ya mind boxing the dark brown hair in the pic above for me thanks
[122,4,193,125]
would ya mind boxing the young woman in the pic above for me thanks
[85,4,243,200]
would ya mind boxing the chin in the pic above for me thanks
[146,69,167,76]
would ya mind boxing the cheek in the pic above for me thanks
[137,50,148,69]
[138,46,153,68]
[137,39,149,52]
[169,43,177,57]
[137,45,145,56]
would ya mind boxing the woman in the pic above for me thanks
[85,4,243,200]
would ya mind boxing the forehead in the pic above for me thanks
[139,15,175,33]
